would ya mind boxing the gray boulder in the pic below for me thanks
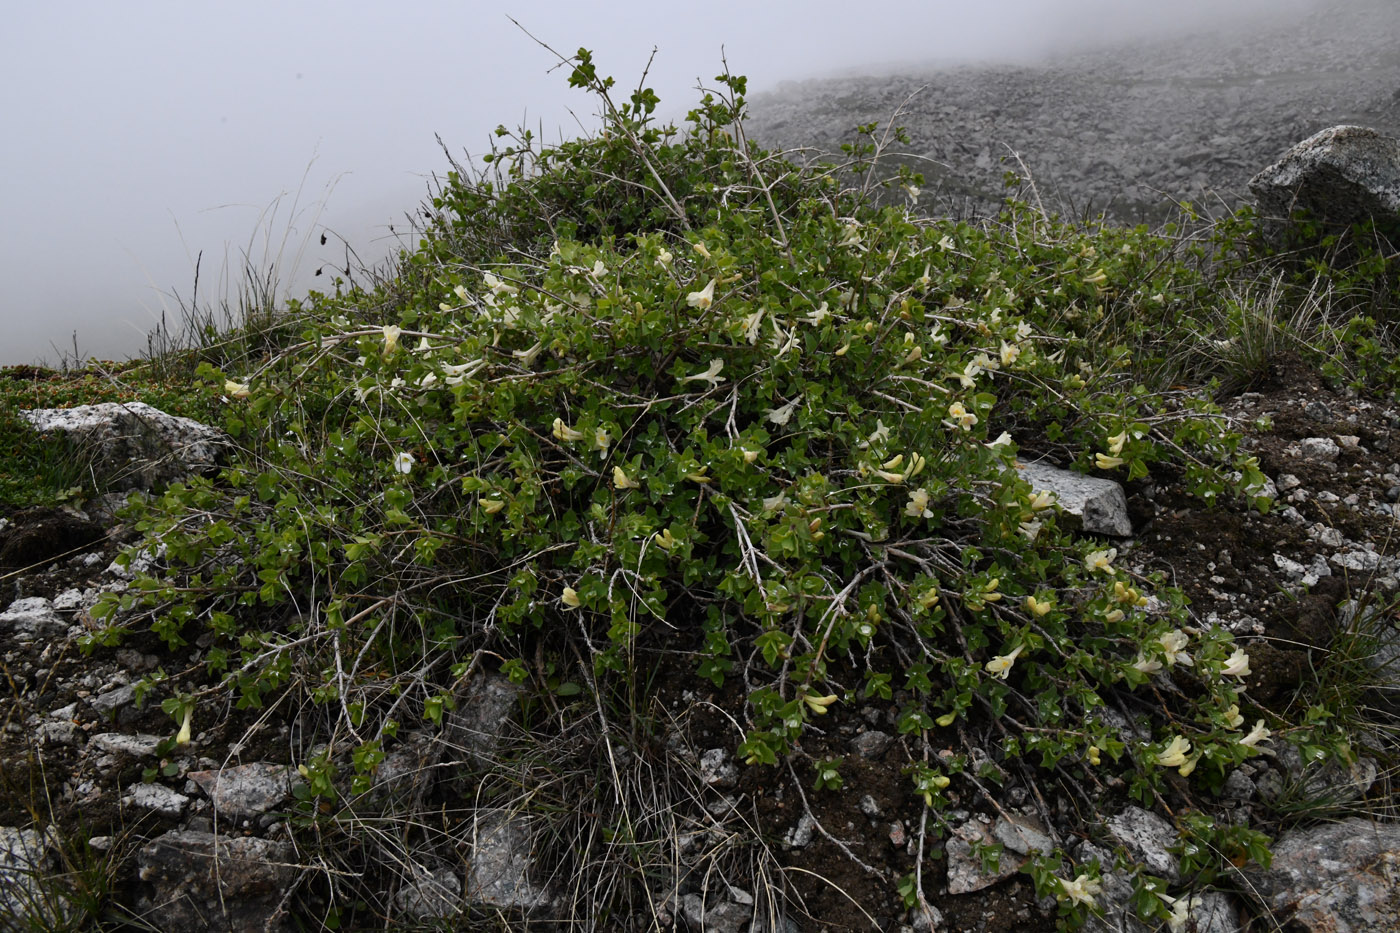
[1017,461,1132,537]
[1241,818,1400,932]
[1249,125,1400,238]
[20,402,227,491]
[136,830,298,933]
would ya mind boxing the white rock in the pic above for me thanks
[87,733,163,758]
[0,597,68,641]
[1017,461,1132,537]
[121,782,190,816]
[186,763,292,820]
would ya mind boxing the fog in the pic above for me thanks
[0,0,1316,366]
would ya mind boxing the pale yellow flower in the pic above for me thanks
[1025,594,1054,617]
[803,693,838,715]
[1156,735,1192,767]
[1058,874,1101,909]
[1107,430,1128,456]
[382,325,402,354]
[1240,720,1272,749]
[1178,754,1201,777]
[483,272,519,295]
[453,284,470,302]
[906,452,927,479]
[561,586,581,608]
[1028,489,1056,511]
[656,249,673,266]
[1087,745,1101,765]
[692,241,711,259]
[876,470,905,484]
[480,498,505,514]
[613,466,640,489]
[945,401,978,431]
[986,431,1013,449]
[512,342,543,367]
[1223,648,1251,677]
[1132,655,1163,674]
[654,528,677,551]
[223,380,250,399]
[1095,453,1125,470]
[906,487,933,519]
[1084,548,1117,573]
[1158,630,1193,667]
[765,396,802,426]
[1102,608,1125,624]
[593,428,611,453]
[175,706,193,746]
[1223,704,1245,729]
[1084,269,1108,286]
[684,467,712,484]
[741,448,761,464]
[393,452,415,475]
[552,418,585,443]
[761,493,788,511]
[859,420,890,450]
[679,358,725,387]
[1000,342,1021,367]
[686,279,717,310]
[935,711,957,727]
[985,644,1024,679]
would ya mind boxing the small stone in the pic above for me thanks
[187,763,293,820]
[849,730,893,759]
[1299,437,1341,461]
[87,733,163,758]
[784,813,817,849]
[699,748,739,789]
[1106,805,1179,882]
[121,782,190,817]
[859,795,882,819]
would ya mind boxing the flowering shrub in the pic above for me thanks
[90,51,1293,924]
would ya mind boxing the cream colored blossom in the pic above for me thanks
[654,528,677,551]
[1132,654,1163,675]
[741,447,761,464]
[512,342,543,367]
[876,469,905,484]
[684,467,712,484]
[1000,341,1021,367]
[382,325,402,354]
[613,466,640,490]
[1058,874,1101,909]
[393,451,415,475]
[804,301,830,325]
[945,401,978,431]
[906,452,927,479]
[552,418,585,443]
[1028,489,1056,511]
[1084,548,1117,573]
[1240,720,1272,749]
[561,586,581,608]
[761,493,788,511]
[1025,594,1053,617]
[765,396,802,426]
[1156,735,1192,767]
[223,380,250,399]
[656,249,673,265]
[483,271,518,295]
[1223,648,1251,677]
[986,431,1013,449]
[803,693,838,715]
[1223,704,1245,729]
[1095,453,1125,470]
[1107,430,1128,456]
[686,279,717,310]
[985,644,1024,680]
[1158,630,1193,667]
[593,428,611,453]
[859,420,890,450]
[906,487,933,518]
[692,241,711,259]
[175,706,193,746]
[480,498,505,514]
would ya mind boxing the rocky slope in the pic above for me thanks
[745,0,1400,222]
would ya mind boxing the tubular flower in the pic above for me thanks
[512,342,543,367]
[956,360,983,388]
[1102,609,1125,624]
[1025,594,1054,617]
[1095,453,1125,470]
[985,644,1024,680]
[453,284,471,302]
[679,358,726,387]
[480,498,505,514]
[382,325,402,354]
[741,448,761,464]
[591,260,607,277]
[656,249,673,265]
[686,279,717,310]
[684,467,712,484]
[1107,430,1128,456]
[393,452,415,475]
[593,428,611,453]
[552,418,585,443]
[1018,519,1043,542]
[1158,630,1194,667]
[1087,745,1101,766]
[762,493,788,511]
[1240,720,1272,749]
[654,528,677,551]
[483,272,518,295]
[1028,489,1057,511]
[1156,735,1192,768]
[561,586,581,609]
[742,308,766,344]
[906,452,928,479]
[935,711,957,728]
[766,396,802,426]
[1000,341,1021,367]
[692,241,711,259]
[613,466,640,490]
[859,420,891,449]
[223,380,250,399]
[1084,269,1108,286]
[945,401,978,431]
[803,693,838,715]
[1178,754,1201,778]
[986,431,1013,449]
[1132,654,1163,675]
[1084,548,1117,573]
[1113,581,1147,606]
[1058,874,1102,909]
[1223,648,1252,677]
[803,301,830,325]
[906,487,933,518]
[1223,704,1245,729]
[175,706,194,746]
[876,470,905,484]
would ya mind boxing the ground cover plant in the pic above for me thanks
[5,46,1399,931]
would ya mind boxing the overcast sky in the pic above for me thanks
[0,0,1314,366]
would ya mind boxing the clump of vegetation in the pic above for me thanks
[8,47,1388,929]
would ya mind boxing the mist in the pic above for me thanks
[0,0,1318,366]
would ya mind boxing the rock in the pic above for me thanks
[700,748,739,789]
[465,809,552,910]
[1076,841,1152,933]
[89,683,137,716]
[783,813,817,849]
[680,895,752,933]
[0,826,75,929]
[394,862,462,920]
[443,672,522,767]
[20,402,227,492]
[849,730,893,759]
[0,508,106,570]
[993,812,1054,857]
[1105,805,1179,882]
[87,733,163,759]
[1299,437,1342,462]
[186,763,293,821]
[137,830,297,933]
[946,816,1025,894]
[1017,461,1132,537]
[1241,818,1400,932]
[1249,125,1400,241]
[0,597,70,641]
[121,782,189,817]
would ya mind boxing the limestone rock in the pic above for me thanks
[0,827,76,929]
[1241,818,1400,932]
[394,862,462,920]
[20,402,227,491]
[1017,461,1132,537]
[1105,805,1179,882]
[121,782,189,817]
[1250,126,1400,238]
[187,763,293,821]
[0,597,70,642]
[465,810,552,911]
[136,830,298,933]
